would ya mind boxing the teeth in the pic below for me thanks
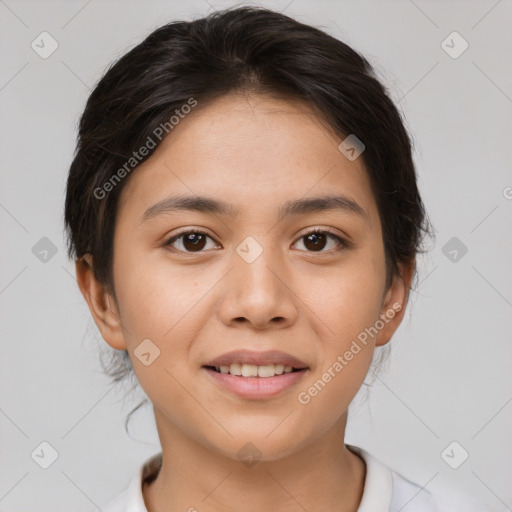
[213,363,300,377]
[241,364,258,377]
[229,363,242,376]
[274,364,285,375]
[257,365,275,377]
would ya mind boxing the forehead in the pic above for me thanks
[116,93,378,230]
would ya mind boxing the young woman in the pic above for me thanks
[64,6,470,511]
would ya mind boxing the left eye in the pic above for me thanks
[292,230,348,253]
[164,229,348,254]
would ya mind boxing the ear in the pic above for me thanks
[374,260,415,347]
[75,254,127,351]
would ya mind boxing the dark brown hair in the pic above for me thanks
[64,6,434,432]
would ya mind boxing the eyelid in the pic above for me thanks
[295,225,350,243]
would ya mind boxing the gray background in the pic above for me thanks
[1,0,511,510]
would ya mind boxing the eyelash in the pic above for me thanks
[163,228,350,254]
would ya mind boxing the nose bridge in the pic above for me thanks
[234,234,285,298]
[218,234,297,328]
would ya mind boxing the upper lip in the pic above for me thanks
[203,350,309,369]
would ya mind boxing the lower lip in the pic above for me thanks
[203,367,308,400]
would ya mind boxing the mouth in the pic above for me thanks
[201,350,309,399]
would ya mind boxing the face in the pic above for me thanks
[78,93,411,461]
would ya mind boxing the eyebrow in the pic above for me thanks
[140,193,369,225]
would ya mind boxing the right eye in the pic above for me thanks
[163,230,220,253]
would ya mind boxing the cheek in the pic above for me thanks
[293,271,383,426]
[306,252,385,343]
[326,280,383,346]
[113,250,208,343]
[112,256,209,416]
[295,252,385,401]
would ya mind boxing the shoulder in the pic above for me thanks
[347,444,482,512]
[389,470,440,512]
[390,463,496,511]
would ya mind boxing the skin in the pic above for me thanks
[76,92,413,512]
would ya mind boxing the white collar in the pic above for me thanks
[348,444,394,511]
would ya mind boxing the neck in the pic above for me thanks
[143,409,366,512]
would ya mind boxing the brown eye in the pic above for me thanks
[294,230,349,253]
[303,232,327,251]
[164,231,217,253]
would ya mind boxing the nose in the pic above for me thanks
[216,242,299,331]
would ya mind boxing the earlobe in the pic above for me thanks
[374,261,414,347]
[75,255,127,351]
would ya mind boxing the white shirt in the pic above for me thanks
[101,444,473,512]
